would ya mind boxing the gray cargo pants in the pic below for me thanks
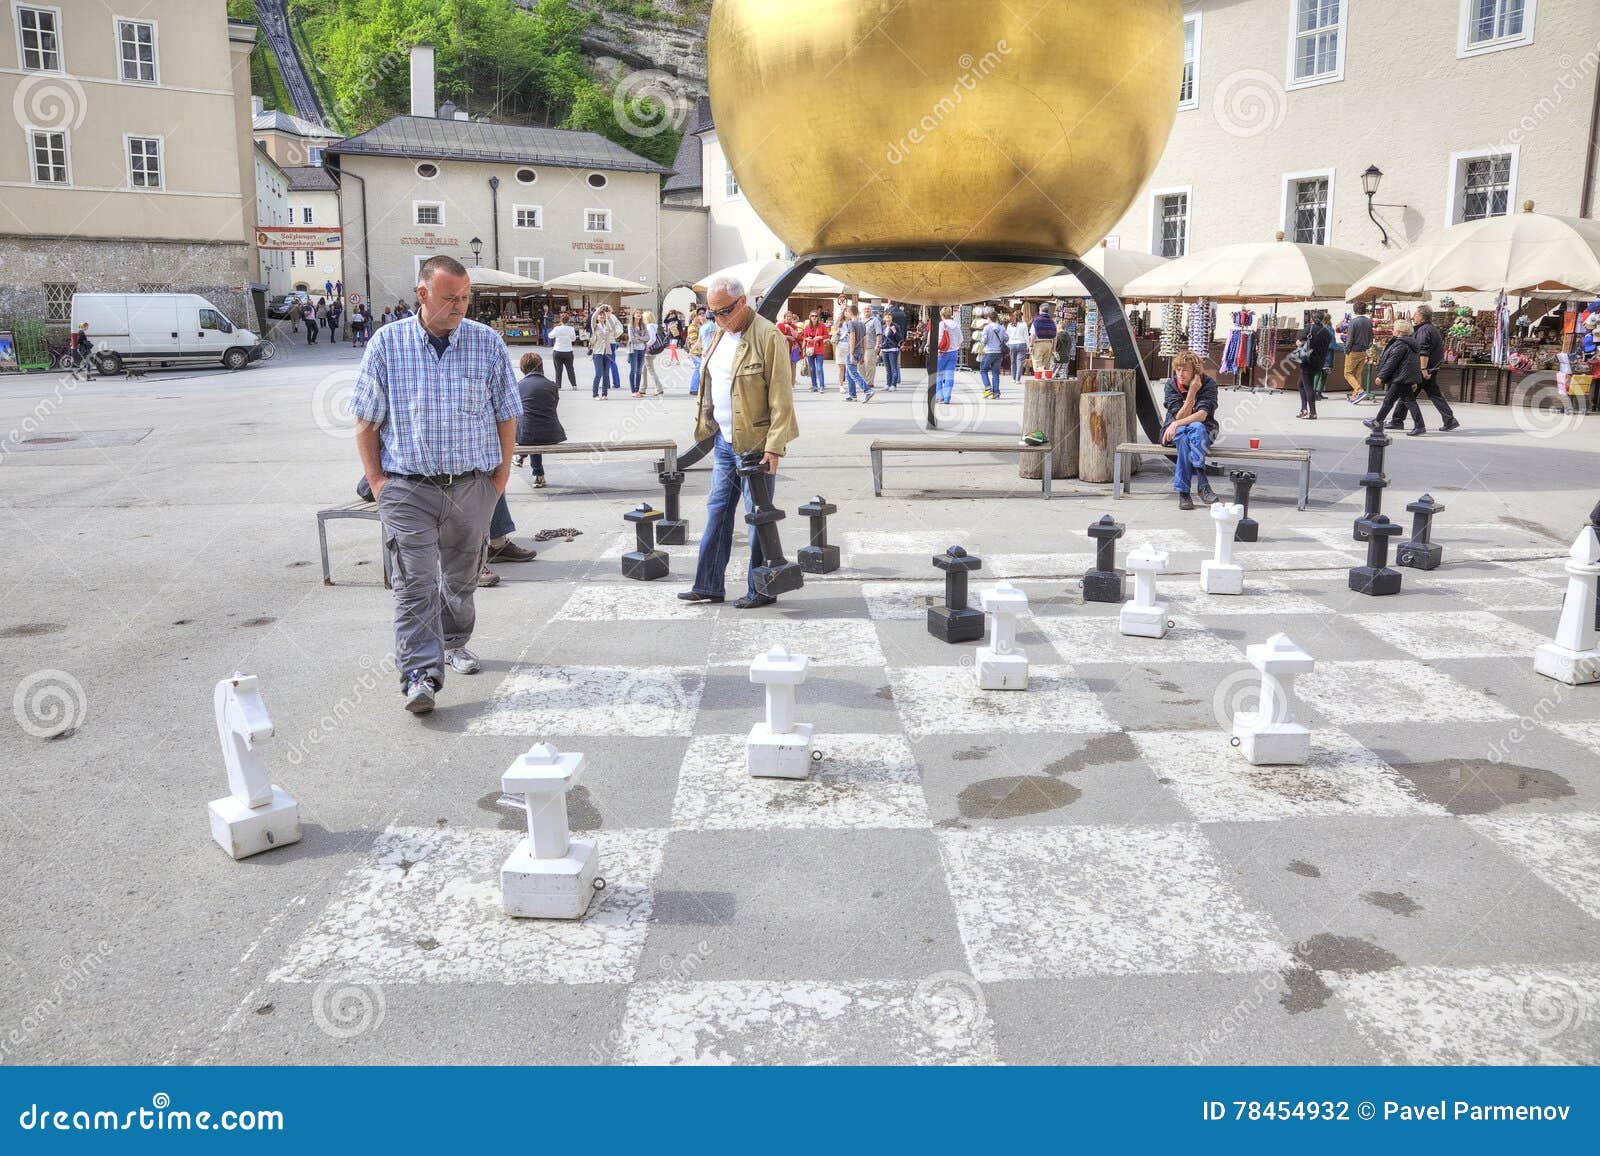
[376,472,499,687]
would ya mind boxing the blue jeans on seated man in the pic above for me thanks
[936,350,958,402]
[844,360,871,399]
[979,351,1003,397]
[1170,424,1211,493]
[691,434,771,601]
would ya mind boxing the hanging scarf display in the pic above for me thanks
[1492,293,1510,366]
[1084,300,1103,354]
[1222,308,1255,374]
[1186,298,1213,356]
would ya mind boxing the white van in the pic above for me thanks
[70,293,266,373]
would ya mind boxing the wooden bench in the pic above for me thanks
[870,437,1054,498]
[514,438,678,474]
[1112,442,1312,510]
[316,500,391,588]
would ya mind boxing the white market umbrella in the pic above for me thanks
[694,258,788,296]
[1017,243,1171,298]
[466,265,541,289]
[543,270,650,294]
[1123,233,1379,302]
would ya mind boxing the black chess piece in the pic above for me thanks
[1350,513,1403,595]
[656,469,688,545]
[1353,428,1390,543]
[622,503,668,580]
[1229,470,1259,542]
[1396,494,1445,570]
[929,546,985,643]
[738,451,804,597]
[1082,515,1126,603]
[797,495,840,574]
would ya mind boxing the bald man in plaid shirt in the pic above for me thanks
[351,256,520,714]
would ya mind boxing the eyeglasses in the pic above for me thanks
[708,297,744,320]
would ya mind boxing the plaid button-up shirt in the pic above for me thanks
[349,315,519,476]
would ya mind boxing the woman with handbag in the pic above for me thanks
[1296,311,1333,419]
[803,310,831,392]
[642,311,667,396]
[936,305,961,404]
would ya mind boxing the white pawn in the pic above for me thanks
[500,742,598,919]
[747,644,816,779]
[207,674,302,859]
[1534,522,1600,685]
[1231,634,1314,765]
[1119,544,1171,638]
[976,582,1030,690]
[1201,502,1246,595]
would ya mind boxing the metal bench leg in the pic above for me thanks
[1042,450,1052,498]
[1298,462,1309,511]
[1112,451,1123,499]
[317,512,334,586]
[871,449,883,496]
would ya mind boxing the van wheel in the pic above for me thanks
[223,348,249,370]
[97,351,123,375]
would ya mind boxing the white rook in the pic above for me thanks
[1119,544,1171,638]
[207,674,301,859]
[1201,502,1246,595]
[976,582,1030,690]
[500,742,598,919]
[1232,633,1315,765]
[747,643,815,779]
[1534,522,1600,686]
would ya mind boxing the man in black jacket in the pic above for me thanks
[1365,320,1426,436]
[1390,305,1461,431]
[514,351,566,489]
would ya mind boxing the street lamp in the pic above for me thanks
[1360,165,1407,248]
[470,236,482,265]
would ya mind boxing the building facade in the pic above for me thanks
[696,108,788,274]
[254,144,291,295]
[0,5,258,326]
[283,166,343,297]
[252,102,341,170]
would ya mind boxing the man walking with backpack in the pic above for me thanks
[1030,304,1058,376]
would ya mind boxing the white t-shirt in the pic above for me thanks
[1007,321,1029,345]
[550,324,576,353]
[707,328,742,435]
[938,317,961,352]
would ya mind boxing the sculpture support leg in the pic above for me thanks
[1063,258,1162,443]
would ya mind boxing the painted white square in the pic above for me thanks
[469,665,704,736]
[843,530,975,558]
[988,553,1092,578]
[1348,610,1552,659]
[1465,814,1600,923]
[1464,546,1568,563]
[1248,550,1351,571]
[1551,721,1600,757]
[1131,729,1446,821]
[863,581,944,621]
[1033,614,1245,663]
[1442,576,1567,612]
[671,734,928,830]
[1166,581,1329,616]
[887,665,1119,738]
[1299,661,1517,724]
[709,617,885,667]
[613,979,999,1064]
[268,827,668,985]
[938,825,1288,980]
[1328,964,1600,1065]
[554,586,719,621]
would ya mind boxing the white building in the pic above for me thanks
[691,98,788,275]
[284,165,343,297]
[253,143,291,295]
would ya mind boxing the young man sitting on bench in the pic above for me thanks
[1161,351,1221,510]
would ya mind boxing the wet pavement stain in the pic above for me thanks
[874,685,894,701]
[1152,677,1184,694]
[1042,732,1138,776]
[958,775,1080,818]
[1498,515,1564,543]
[0,622,66,637]
[1363,890,1424,917]
[1279,968,1334,1013]
[171,619,193,626]
[952,745,994,761]
[1279,934,1403,1014]
[239,617,276,628]
[1392,758,1574,814]
[414,936,439,951]
[1287,859,1322,878]
[253,1004,274,1016]
[286,560,311,569]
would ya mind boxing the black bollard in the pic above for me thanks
[1396,493,1445,570]
[1229,470,1259,542]
[1082,515,1126,603]
[622,503,668,580]
[738,451,804,597]
[1350,513,1403,595]
[929,546,985,643]
[656,470,688,545]
[797,495,840,574]
[1353,429,1390,542]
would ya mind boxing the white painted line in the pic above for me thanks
[469,665,704,736]
[1465,813,1600,922]
[1299,661,1518,724]
[887,665,1120,738]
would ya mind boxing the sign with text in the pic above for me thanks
[257,227,342,251]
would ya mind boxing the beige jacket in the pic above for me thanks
[694,312,799,458]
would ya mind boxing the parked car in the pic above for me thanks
[266,290,312,320]
[70,293,268,373]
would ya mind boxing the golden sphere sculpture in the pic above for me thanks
[708,0,1182,305]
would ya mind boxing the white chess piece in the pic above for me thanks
[500,742,599,919]
[976,582,1030,690]
[746,644,816,778]
[207,674,301,859]
[1119,544,1171,638]
[1231,634,1314,765]
[1200,502,1246,595]
[1534,523,1600,685]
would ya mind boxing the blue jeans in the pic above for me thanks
[691,435,769,600]
[807,354,828,389]
[609,345,621,387]
[690,355,702,395]
[1009,345,1027,380]
[591,351,613,396]
[628,348,646,392]
[882,349,901,388]
[979,351,1003,396]
[1171,424,1211,493]
[936,350,958,401]
[845,361,871,398]
[489,493,514,539]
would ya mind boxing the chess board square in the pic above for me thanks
[268,827,667,985]
[1033,614,1246,663]
[469,665,704,736]
[1166,581,1330,616]
[1130,729,1445,821]
[1327,964,1600,1064]
[843,530,976,558]
[612,979,998,1065]
[1442,576,1567,612]
[863,581,943,621]
[1551,721,1600,757]
[554,586,718,621]
[1246,549,1350,571]
[938,825,1288,980]
[887,665,1118,738]
[708,617,885,667]
[1348,611,1551,659]
[1298,660,1517,724]
[1463,546,1568,562]
[987,552,1092,578]
[671,733,928,830]
[1465,814,1600,922]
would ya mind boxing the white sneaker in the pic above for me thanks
[444,647,481,674]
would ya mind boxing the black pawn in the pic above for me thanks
[1353,428,1390,542]
[1350,513,1403,595]
[930,546,985,643]
[656,470,688,545]
[1082,515,1125,603]
[1396,493,1445,570]
[1229,470,1259,542]
[797,495,839,574]
[738,451,804,597]
[622,503,668,580]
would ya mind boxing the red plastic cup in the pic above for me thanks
[1035,371,1043,379]
[1249,437,1261,449]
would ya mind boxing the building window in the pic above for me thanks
[513,205,542,229]
[1179,14,1200,109]
[306,146,323,165]
[584,208,611,232]
[584,259,614,276]
[302,206,314,224]
[127,136,161,188]
[17,6,62,72]
[1286,174,1331,245]
[515,168,537,185]
[43,283,74,323]
[515,257,544,281]
[414,202,443,226]
[289,251,296,266]
[1450,150,1516,223]
[117,19,157,83]
[303,250,316,268]
[1460,0,1535,56]
[586,172,607,189]
[1288,0,1345,88]
[1154,191,1189,257]
[30,129,68,183]
[415,162,439,179]
[725,164,741,199]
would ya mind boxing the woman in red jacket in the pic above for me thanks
[802,310,832,393]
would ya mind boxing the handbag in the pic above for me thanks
[1287,341,1309,365]
[646,328,669,356]
[938,326,951,353]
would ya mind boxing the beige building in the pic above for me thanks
[284,166,343,298]
[254,143,291,295]
[252,101,340,170]
[692,101,788,276]
[0,4,258,325]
